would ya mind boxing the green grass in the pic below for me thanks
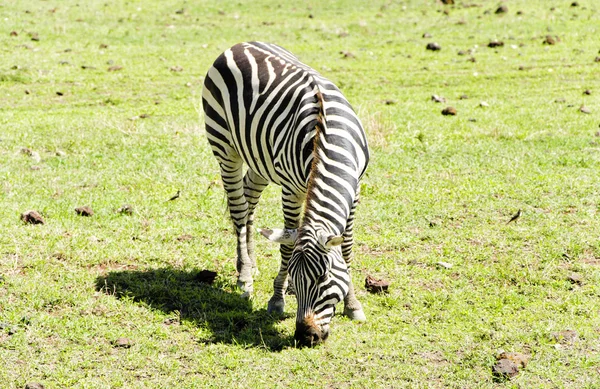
[1,0,600,387]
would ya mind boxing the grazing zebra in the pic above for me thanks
[202,42,369,346]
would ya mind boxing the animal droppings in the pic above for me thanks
[426,42,441,51]
[21,210,44,225]
[441,107,457,116]
[365,275,390,293]
[75,206,94,217]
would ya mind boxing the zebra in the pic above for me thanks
[202,42,369,346]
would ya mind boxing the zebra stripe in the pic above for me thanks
[202,41,369,346]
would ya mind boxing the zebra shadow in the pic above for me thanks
[95,268,294,351]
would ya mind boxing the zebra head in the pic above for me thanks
[261,228,350,347]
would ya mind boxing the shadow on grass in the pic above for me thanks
[95,268,294,351]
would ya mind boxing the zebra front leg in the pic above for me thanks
[266,189,303,315]
[342,197,366,321]
[244,170,269,275]
[219,160,254,297]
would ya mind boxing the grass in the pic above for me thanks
[1,0,600,387]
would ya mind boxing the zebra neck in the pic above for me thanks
[302,131,358,237]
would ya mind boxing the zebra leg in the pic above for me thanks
[243,169,269,276]
[267,188,304,315]
[219,159,254,297]
[342,196,367,322]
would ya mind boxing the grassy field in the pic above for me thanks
[1,0,600,387]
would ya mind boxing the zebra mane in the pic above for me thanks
[301,83,329,237]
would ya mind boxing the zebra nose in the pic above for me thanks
[294,321,323,347]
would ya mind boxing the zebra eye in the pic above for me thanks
[318,273,329,283]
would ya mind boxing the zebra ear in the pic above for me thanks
[259,228,297,245]
[317,231,344,249]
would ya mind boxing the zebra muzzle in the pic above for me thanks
[294,318,329,347]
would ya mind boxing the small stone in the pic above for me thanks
[479,101,489,107]
[175,8,185,14]
[553,330,578,344]
[163,317,179,325]
[21,210,44,225]
[384,99,396,105]
[10,31,18,37]
[488,40,504,48]
[583,89,591,95]
[431,95,446,103]
[81,65,96,70]
[177,234,194,242]
[341,51,355,59]
[580,105,591,114]
[75,206,94,217]
[108,65,123,72]
[25,383,45,389]
[422,32,432,38]
[571,1,579,6]
[139,113,150,119]
[458,50,467,56]
[495,5,508,14]
[555,97,566,103]
[29,32,40,41]
[459,94,469,100]
[441,107,457,116]
[468,118,477,122]
[567,273,583,285]
[170,65,183,72]
[426,42,441,51]
[56,91,64,96]
[497,352,529,368]
[365,275,390,293]
[112,337,133,348]
[437,261,453,269]
[595,57,600,63]
[544,35,556,45]
[117,204,133,215]
[492,359,519,378]
[99,43,109,49]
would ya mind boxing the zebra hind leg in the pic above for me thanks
[243,169,269,276]
[219,160,254,297]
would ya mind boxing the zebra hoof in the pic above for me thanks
[237,280,253,298]
[344,307,366,322]
[267,298,285,315]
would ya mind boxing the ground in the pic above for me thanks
[1,0,599,388]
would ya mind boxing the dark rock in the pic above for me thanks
[495,5,508,14]
[365,275,390,293]
[492,358,519,378]
[75,206,94,217]
[441,106,457,116]
[426,42,441,51]
[10,31,18,37]
[543,35,556,45]
[488,40,504,48]
[583,89,591,95]
[117,204,133,215]
[567,273,583,285]
[112,337,133,348]
[497,352,529,368]
[21,210,44,225]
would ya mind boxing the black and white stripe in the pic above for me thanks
[202,42,369,346]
